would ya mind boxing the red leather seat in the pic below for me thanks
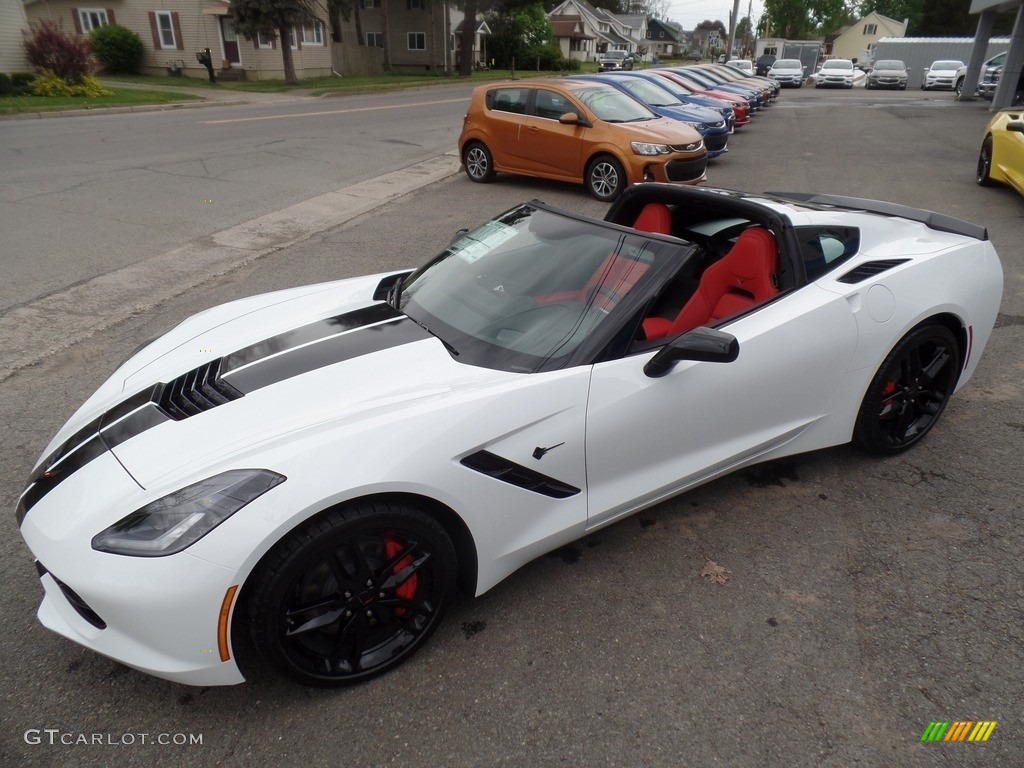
[643,226,778,340]
[632,202,672,235]
[578,203,672,309]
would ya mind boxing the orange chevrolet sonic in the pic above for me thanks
[458,78,708,201]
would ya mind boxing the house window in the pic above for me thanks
[863,23,877,34]
[78,8,108,32]
[362,0,381,7]
[257,31,274,49]
[289,27,298,48]
[155,11,176,49]
[408,32,425,50]
[302,22,324,45]
[407,0,425,8]
[366,32,383,48]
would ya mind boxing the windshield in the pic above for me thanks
[617,77,681,107]
[822,60,853,71]
[604,51,626,60]
[774,60,802,70]
[931,61,962,70]
[400,205,687,372]
[575,86,656,122]
[874,61,904,70]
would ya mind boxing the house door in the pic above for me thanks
[219,17,240,64]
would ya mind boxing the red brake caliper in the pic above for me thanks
[384,535,417,616]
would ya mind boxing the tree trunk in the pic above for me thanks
[279,23,299,84]
[355,3,364,46]
[459,0,476,76]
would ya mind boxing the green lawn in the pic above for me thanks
[0,87,201,115]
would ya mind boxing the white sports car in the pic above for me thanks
[17,185,1003,688]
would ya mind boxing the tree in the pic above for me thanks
[486,3,555,69]
[855,0,924,31]
[763,0,851,38]
[231,0,325,84]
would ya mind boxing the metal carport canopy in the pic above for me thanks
[965,0,1024,108]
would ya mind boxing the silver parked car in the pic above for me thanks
[866,60,908,90]
[767,58,806,88]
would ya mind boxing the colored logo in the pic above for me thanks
[921,721,997,742]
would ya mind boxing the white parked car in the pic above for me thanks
[726,59,753,75]
[17,184,1003,688]
[814,58,856,88]
[923,59,965,91]
[767,58,806,87]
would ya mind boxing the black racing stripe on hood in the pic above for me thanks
[222,315,430,394]
[17,303,425,525]
[222,303,403,376]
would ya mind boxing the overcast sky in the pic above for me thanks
[665,0,767,32]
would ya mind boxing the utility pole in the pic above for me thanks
[726,0,740,62]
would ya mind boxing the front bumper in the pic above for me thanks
[18,451,246,686]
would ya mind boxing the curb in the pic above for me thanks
[0,152,462,382]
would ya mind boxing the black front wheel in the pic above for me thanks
[247,501,456,687]
[977,136,995,186]
[853,323,960,455]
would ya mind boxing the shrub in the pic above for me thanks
[23,19,93,83]
[10,72,37,95]
[30,69,113,97]
[91,24,143,74]
[0,73,11,95]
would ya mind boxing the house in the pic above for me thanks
[645,17,684,58]
[2,1,32,72]
[550,14,594,62]
[21,0,333,80]
[548,0,642,62]
[828,11,908,65]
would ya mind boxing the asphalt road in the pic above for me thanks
[2,85,1022,767]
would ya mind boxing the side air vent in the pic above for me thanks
[157,359,243,420]
[837,259,910,284]
[43,566,107,629]
[461,450,581,499]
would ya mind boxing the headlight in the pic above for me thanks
[92,469,286,556]
[631,141,671,156]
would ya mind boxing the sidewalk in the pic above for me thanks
[3,78,320,120]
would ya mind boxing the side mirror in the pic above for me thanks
[643,326,739,378]
[1008,122,1024,134]
[559,112,589,127]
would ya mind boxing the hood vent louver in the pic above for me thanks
[157,359,244,421]
[837,258,910,284]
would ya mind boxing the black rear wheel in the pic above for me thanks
[247,501,456,687]
[853,323,960,455]
[463,141,496,183]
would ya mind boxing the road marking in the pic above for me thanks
[204,97,469,124]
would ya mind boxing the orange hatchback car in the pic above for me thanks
[458,78,708,201]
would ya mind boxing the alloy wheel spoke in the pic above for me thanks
[919,346,951,388]
[380,551,432,591]
[286,607,347,636]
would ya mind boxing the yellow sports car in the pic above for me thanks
[977,108,1024,196]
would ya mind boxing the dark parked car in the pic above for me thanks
[755,54,776,77]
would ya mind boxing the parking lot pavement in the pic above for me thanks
[2,87,1022,767]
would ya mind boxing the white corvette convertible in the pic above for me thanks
[17,184,1003,687]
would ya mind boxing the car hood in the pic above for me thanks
[617,117,704,145]
[34,273,517,490]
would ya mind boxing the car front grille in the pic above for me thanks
[705,134,728,152]
[665,155,708,182]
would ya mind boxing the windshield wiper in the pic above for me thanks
[409,316,459,357]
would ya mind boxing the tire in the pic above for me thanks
[955,77,964,98]
[585,154,625,202]
[463,141,495,183]
[865,81,872,90]
[977,136,995,186]
[853,323,960,455]
[246,501,456,687]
